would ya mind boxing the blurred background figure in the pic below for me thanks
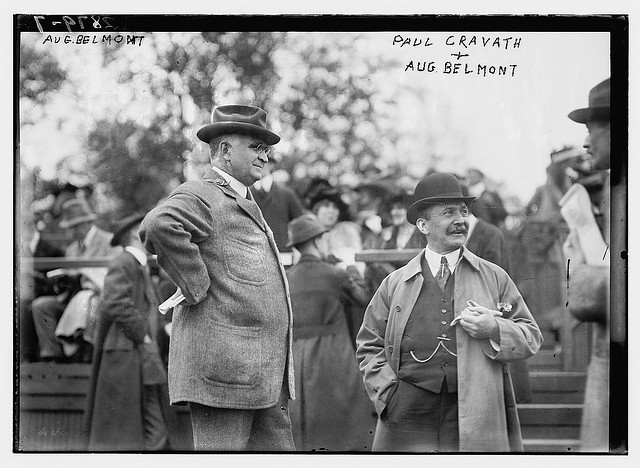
[465,167,508,228]
[252,154,306,255]
[285,214,375,451]
[352,181,391,251]
[30,198,119,363]
[381,191,417,252]
[521,146,587,350]
[84,213,171,451]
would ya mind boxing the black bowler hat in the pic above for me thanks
[110,212,145,247]
[196,104,280,145]
[406,173,475,225]
[568,78,610,123]
[286,214,328,248]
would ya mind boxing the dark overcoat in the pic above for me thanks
[140,169,295,409]
[286,255,376,451]
[84,251,168,451]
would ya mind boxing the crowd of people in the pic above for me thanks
[18,78,616,452]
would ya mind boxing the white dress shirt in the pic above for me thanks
[211,165,248,198]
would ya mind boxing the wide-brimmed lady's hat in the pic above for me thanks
[58,198,98,229]
[308,187,351,222]
[286,214,328,248]
[110,212,146,247]
[406,173,475,225]
[568,78,610,123]
[196,104,280,145]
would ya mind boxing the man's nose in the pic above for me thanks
[258,152,269,163]
[583,133,591,150]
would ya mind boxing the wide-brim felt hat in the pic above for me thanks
[196,104,280,145]
[406,172,475,225]
[286,214,329,248]
[110,212,145,246]
[58,198,98,229]
[568,78,610,123]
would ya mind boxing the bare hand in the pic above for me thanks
[455,300,501,340]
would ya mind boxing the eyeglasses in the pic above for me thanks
[248,142,272,157]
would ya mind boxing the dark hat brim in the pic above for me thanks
[568,106,610,124]
[111,213,146,246]
[196,122,281,145]
[285,226,328,248]
[406,196,475,225]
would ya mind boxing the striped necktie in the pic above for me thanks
[437,256,451,291]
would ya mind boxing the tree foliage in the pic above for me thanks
[87,119,187,214]
[19,42,66,104]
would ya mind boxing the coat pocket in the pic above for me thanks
[202,320,263,387]
[222,237,268,285]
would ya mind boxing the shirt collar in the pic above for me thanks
[424,245,462,277]
[210,165,248,198]
[83,225,98,247]
[125,246,148,267]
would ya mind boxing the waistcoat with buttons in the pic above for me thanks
[398,255,457,393]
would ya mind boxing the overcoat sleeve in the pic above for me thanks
[98,256,147,345]
[356,277,398,415]
[479,272,543,362]
[140,190,213,305]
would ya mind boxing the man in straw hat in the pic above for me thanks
[284,214,375,451]
[31,198,117,362]
[562,77,615,451]
[140,105,295,451]
[356,172,542,452]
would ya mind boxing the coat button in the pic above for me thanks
[395,305,401,312]
[441,321,447,326]
[388,346,394,354]
[441,309,447,314]
[443,362,448,367]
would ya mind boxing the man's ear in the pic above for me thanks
[416,218,429,235]
[220,140,232,161]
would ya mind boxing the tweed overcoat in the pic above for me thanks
[84,250,168,450]
[356,248,543,452]
[140,168,295,409]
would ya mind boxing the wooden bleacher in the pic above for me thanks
[17,250,588,452]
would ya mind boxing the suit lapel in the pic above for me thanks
[204,171,267,231]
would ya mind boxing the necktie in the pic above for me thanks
[437,256,451,291]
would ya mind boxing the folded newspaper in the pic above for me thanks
[559,183,609,266]
[159,288,186,315]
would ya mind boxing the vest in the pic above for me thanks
[398,256,457,393]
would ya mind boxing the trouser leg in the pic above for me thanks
[189,402,254,451]
[248,385,295,451]
[31,295,64,360]
[142,385,169,451]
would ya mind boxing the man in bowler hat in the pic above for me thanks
[356,172,542,452]
[140,105,295,451]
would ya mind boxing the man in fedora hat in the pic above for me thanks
[31,198,117,362]
[140,104,296,451]
[84,213,171,451]
[562,77,615,451]
[285,214,375,451]
[356,172,542,452]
